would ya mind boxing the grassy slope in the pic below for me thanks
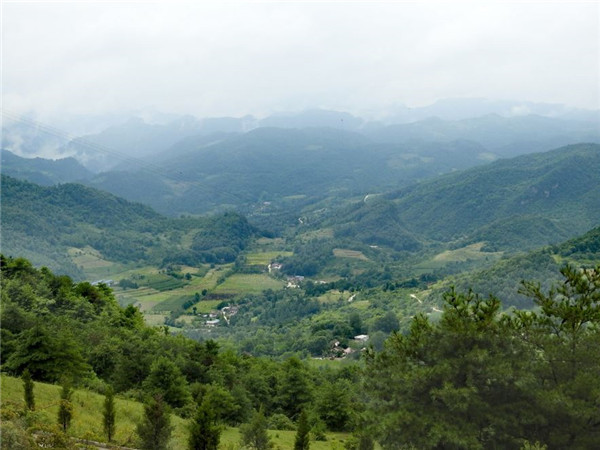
[1,376,351,449]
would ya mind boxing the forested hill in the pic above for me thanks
[325,143,600,251]
[85,127,491,216]
[436,225,600,309]
[1,149,93,185]
[1,175,256,278]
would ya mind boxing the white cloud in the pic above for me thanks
[2,1,598,121]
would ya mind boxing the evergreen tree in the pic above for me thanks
[188,399,221,450]
[293,410,310,450]
[103,386,116,442]
[22,368,35,411]
[239,405,272,450]
[278,357,313,419]
[6,324,89,382]
[143,356,191,409]
[57,381,73,433]
[137,394,172,450]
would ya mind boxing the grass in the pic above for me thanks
[347,300,371,310]
[0,375,188,449]
[414,242,503,272]
[113,267,223,310]
[143,314,168,326]
[333,248,369,261]
[184,300,222,314]
[151,295,194,312]
[245,251,293,265]
[297,228,334,241]
[316,290,354,303]
[432,242,498,263]
[1,376,352,449]
[213,274,285,295]
[68,247,127,280]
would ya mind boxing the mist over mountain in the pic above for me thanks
[3,98,598,166]
[1,149,93,185]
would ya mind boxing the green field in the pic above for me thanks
[213,274,285,295]
[1,376,352,449]
[113,266,223,309]
[333,248,369,261]
[414,242,503,272]
[68,247,128,280]
[317,289,355,303]
[245,251,293,265]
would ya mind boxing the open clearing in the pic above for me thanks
[1,376,352,449]
[317,289,354,303]
[213,274,284,295]
[245,251,293,265]
[333,248,369,261]
[432,242,502,263]
[68,247,127,280]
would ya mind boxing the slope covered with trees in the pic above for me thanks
[0,176,258,278]
[323,143,600,252]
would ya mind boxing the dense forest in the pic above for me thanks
[2,255,599,449]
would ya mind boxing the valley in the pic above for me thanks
[2,109,600,449]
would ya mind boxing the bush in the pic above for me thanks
[268,413,296,430]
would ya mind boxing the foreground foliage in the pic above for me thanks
[365,265,600,449]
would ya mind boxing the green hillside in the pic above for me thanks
[1,150,92,185]
[433,225,600,309]
[0,176,257,279]
[326,143,600,252]
[86,127,494,217]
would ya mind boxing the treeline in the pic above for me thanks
[0,255,363,443]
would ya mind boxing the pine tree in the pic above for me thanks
[103,386,116,442]
[188,399,221,450]
[137,394,172,450]
[57,381,73,433]
[240,405,272,450]
[22,369,35,411]
[143,356,191,408]
[293,410,310,450]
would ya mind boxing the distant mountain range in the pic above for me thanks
[3,97,598,167]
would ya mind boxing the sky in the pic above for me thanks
[2,1,599,122]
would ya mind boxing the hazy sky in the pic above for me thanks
[2,1,599,120]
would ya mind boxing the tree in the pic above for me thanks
[365,288,537,449]
[349,312,363,335]
[103,387,116,442]
[137,394,172,450]
[316,379,353,431]
[515,265,600,447]
[239,405,272,450]
[57,381,73,433]
[277,357,313,420]
[294,410,310,450]
[22,369,35,411]
[188,399,221,450]
[6,324,89,382]
[142,356,191,409]
[372,310,399,333]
